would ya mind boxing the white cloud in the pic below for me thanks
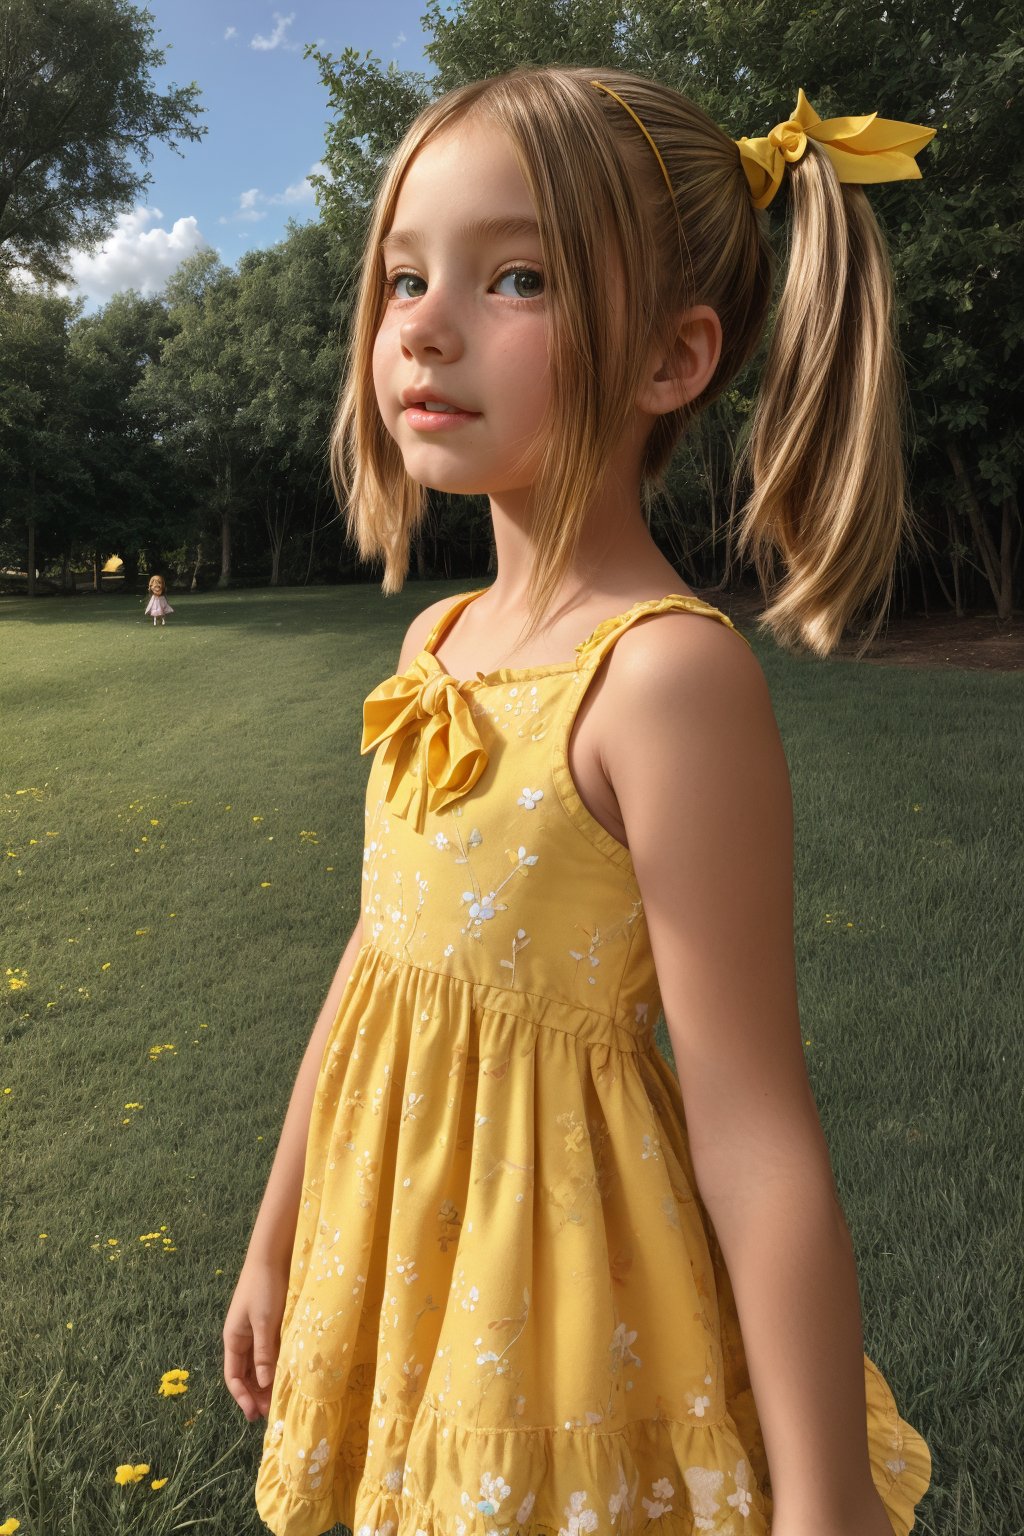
[220,187,267,225]
[60,207,210,302]
[224,25,238,40]
[393,31,407,47]
[251,11,299,51]
[271,161,327,204]
[218,162,327,225]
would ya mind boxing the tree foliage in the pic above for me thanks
[0,0,205,284]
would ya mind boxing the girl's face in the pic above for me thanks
[372,120,551,497]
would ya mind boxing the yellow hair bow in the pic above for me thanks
[736,88,936,210]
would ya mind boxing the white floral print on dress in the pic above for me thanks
[517,787,543,808]
[727,1458,756,1516]
[683,1464,726,1530]
[559,1488,599,1535]
[642,1475,675,1518]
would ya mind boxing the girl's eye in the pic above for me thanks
[382,266,544,301]
[493,267,544,299]
[385,271,426,300]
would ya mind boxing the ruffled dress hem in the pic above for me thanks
[255,1351,931,1536]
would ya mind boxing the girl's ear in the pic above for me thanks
[636,304,722,418]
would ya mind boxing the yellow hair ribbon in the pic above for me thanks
[589,79,675,201]
[736,88,936,209]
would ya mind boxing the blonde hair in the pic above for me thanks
[331,64,916,659]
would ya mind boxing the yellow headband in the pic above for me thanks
[735,88,936,209]
[589,80,675,201]
[590,80,935,214]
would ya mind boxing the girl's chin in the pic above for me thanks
[403,467,499,497]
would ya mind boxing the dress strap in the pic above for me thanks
[421,587,491,657]
[573,593,751,670]
[548,595,751,870]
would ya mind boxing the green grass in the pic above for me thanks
[1,583,1020,1535]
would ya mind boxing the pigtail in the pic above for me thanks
[734,141,918,660]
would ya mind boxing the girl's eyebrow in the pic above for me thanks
[379,215,540,256]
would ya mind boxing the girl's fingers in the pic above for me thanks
[224,1329,258,1417]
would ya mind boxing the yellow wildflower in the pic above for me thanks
[159,1368,189,1397]
[114,1463,150,1485]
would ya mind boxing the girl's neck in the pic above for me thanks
[434,488,690,676]
[484,484,680,619]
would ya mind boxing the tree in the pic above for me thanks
[0,279,89,591]
[67,286,183,577]
[135,249,249,587]
[233,220,351,584]
[0,0,205,285]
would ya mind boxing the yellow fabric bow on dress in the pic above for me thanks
[361,654,489,834]
[735,87,936,210]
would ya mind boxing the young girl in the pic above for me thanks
[225,67,936,1536]
[145,573,174,626]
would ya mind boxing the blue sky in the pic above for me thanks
[64,1,436,312]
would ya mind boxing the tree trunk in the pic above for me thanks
[266,485,291,586]
[946,441,1015,618]
[60,550,75,592]
[921,520,953,612]
[304,502,318,585]
[999,495,1017,620]
[218,461,233,588]
[945,500,964,617]
[27,498,36,598]
[94,550,103,592]
[191,540,204,592]
[413,527,427,578]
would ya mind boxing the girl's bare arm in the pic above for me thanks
[244,914,365,1269]
[602,613,887,1530]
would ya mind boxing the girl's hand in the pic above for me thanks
[222,1255,290,1422]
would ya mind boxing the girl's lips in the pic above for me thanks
[403,405,481,430]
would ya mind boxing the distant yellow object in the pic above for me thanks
[102,556,123,573]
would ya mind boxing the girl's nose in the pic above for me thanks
[399,285,464,363]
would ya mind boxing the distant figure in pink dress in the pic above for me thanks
[145,573,174,626]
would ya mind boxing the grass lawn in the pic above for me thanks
[1,582,1019,1535]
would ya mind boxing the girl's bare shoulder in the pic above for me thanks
[393,592,469,674]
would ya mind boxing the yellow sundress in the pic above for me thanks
[254,588,932,1536]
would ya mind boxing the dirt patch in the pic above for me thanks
[704,588,1023,673]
